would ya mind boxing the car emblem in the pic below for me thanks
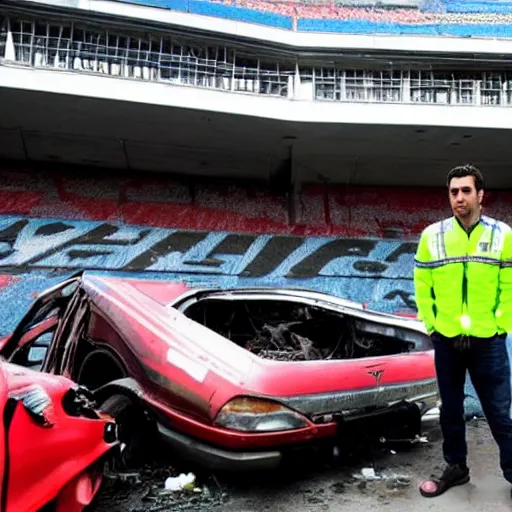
[367,369,384,385]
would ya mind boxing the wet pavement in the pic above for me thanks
[91,418,512,512]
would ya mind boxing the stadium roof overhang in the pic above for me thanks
[2,65,512,189]
[3,1,512,188]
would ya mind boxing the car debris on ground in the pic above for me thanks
[353,467,411,488]
[164,472,196,491]
[96,461,228,512]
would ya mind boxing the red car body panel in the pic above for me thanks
[1,273,437,470]
[0,361,118,512]
[84,275,435,397]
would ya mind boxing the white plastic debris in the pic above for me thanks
[164,472,196,491]
[390,450,397,455]
[360,467,379,480]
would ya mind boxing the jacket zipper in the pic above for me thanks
[462,225,473,332]
[463,261,468,311]
[455,217,480,333]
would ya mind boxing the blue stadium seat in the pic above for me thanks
[188,0,293,28]
[444,1,512,14]
[297,19,512,37]
[117,0,293,29]
[114,0,512,36]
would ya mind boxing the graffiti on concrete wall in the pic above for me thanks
[0,214,420,335]
[0,215,417,278]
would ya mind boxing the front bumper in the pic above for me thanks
[157,422,283,472]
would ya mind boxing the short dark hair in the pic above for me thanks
[446,164,484,191]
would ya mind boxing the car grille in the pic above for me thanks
[278,378,438,416]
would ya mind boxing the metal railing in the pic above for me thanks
[0,17,295,97]
[1,15,512,107]
[308,69,510,105]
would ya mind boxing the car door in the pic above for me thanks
[0,277,81,371]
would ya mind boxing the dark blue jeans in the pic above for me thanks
[432,332,512,483]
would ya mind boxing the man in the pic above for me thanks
[414,164,512,498]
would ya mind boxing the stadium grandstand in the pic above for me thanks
[2,0,512,187]
[25,0,512,36]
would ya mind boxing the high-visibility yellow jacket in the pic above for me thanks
[414,215,512,338]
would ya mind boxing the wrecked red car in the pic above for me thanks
[0,356,118,512]
[0,273,437,471]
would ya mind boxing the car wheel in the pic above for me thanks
[98,394,151,469]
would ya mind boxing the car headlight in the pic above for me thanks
[214,397,308,432]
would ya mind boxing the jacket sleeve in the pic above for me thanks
[496,229,512,333]
[414,231,435,334]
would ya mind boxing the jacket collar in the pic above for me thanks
[455,215,481,237]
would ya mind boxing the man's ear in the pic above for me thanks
[478,189,484,205]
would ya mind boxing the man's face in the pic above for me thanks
[448,176,483,220]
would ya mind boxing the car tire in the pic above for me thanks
[98,394,151,469]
